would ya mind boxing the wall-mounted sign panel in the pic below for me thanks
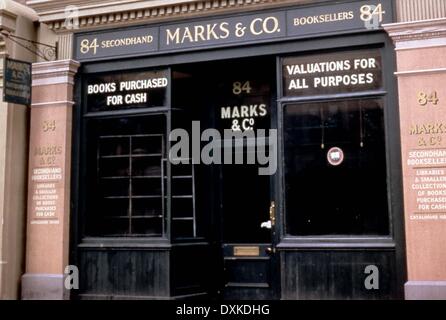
[74,0,392,62]
[282,49,383,96]
[3,58,32,106]
[86,69,169,112]
[286,1,389,37]
[76,27,158,61]
[159,11,286,51]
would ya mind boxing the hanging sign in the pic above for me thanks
[3,57,32,106]
[74,0,392,61]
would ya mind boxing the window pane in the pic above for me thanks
[171,163,196,239]
[85,116,166,237]
[284,99,389,236]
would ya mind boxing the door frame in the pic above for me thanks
[210,55,281,299]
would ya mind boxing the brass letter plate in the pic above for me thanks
[233,246,260,257]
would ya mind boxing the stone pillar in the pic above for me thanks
[22,59,79,300]
[385,19,446,300]
[0,3,37,300]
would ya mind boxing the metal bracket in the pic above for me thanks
[0,31,57,61]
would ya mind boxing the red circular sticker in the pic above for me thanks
[327,147,344,166]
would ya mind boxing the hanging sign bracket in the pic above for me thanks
[1,30,57,61]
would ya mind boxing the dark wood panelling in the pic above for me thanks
[223,288,273,300]
[222,243,277,300]
[281,250,398,300]
[78,249,169,298]
[225,258,270,285]
[170,244,214,297]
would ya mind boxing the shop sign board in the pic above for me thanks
[74,1,392,61]
[3,57,32,106]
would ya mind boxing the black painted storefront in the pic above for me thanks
[70,0,406,300]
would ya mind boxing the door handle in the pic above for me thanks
[267,201,277,255]
[261,201,276,230]
[269,201,276,227]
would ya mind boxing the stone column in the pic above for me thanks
[385,19,446,300]
[22,59,79,300]
[0,3,37,300]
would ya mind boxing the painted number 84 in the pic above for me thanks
[80,38,99,55]
[360,4,385,22]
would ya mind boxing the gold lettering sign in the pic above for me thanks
[233,246,260,257]
[75,1,392,61]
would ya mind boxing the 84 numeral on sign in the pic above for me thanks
[360,4,385,23]
[233,81,252,95]
[80,38,99,55]
[418,91,439,106]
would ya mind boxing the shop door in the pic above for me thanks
[209,58,279,300]
[173,57,280,299]
[220,159,279,300]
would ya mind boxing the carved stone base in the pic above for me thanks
[21,273,69,300]
[405,281,446,300]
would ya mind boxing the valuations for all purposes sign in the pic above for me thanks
[74,0,392,61]
[3,57,32,106]
[282,49,383,96]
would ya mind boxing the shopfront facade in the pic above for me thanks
[5,0,445,300]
